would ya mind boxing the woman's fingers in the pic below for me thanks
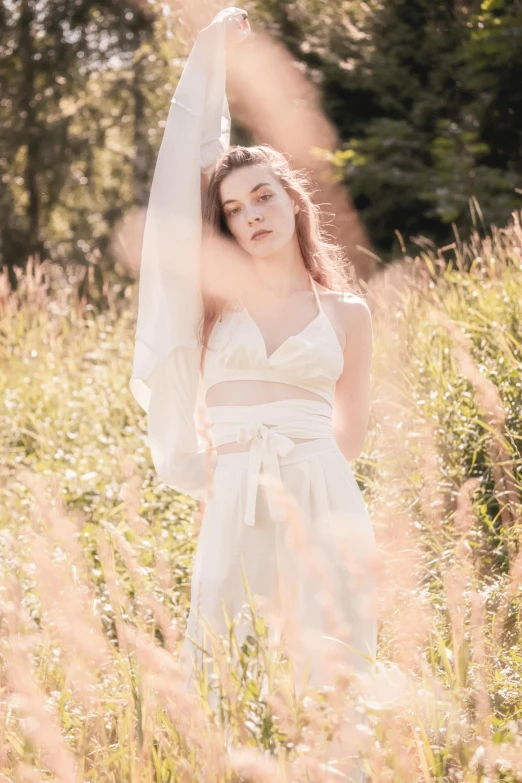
[225,10,251,48]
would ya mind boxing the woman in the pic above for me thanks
[131,7,377,708]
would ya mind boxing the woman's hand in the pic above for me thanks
[224,9,250,49]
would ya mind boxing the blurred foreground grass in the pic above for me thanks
[0,213,521,781]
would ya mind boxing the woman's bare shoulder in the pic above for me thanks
[317,286,371,349]
[317,284,369,315]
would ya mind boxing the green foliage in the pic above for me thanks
[247,0,522,259]
[3,0,522,277]
[0,0,184,274]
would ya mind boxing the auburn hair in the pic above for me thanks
[198,144,360,351]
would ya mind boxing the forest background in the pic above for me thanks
[2,0,522,282]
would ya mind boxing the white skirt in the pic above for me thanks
[180,434,378,697]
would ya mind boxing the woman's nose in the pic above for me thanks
[247,211,262,225]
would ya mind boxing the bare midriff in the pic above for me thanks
[204,380,327,455]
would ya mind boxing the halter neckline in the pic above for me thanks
[238,273,325,361]
[201,271,345,405]
[309,274,323,312]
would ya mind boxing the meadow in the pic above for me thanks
[0,210,521,781]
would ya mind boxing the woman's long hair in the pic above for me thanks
[198,144,361,350]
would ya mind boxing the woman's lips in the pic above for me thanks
[251,230,272,241]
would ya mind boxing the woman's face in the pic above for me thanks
[219,164,299,257]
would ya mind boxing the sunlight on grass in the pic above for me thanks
[0,212,521,780]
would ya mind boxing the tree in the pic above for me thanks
[0,0,159,274]
[246,0,521,259]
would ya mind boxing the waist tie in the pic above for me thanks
[236,422,296,527]
[206,400,335,526]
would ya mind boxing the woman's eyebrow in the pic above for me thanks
[222,182,271,207]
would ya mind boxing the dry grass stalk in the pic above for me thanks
[436,312,519,533]
[105,523,183,651]
[2,606,77,782]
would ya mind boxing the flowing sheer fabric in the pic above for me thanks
[129,8,247,501]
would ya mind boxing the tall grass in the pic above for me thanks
[0,210,521,781]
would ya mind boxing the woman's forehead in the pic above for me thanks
[219,165,279,202]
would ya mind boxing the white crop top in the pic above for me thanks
[201,274,345,407]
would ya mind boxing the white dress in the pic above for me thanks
[180,274,377,698]
[128,14,377,774]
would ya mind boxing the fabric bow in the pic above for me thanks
[237,423,296,526]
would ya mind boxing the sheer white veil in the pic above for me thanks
[130,8,249,500]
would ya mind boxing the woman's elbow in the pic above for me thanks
[334,429,368,463]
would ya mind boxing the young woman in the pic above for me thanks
[131,7,377,708]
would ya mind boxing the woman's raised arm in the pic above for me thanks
[129,8,249,501]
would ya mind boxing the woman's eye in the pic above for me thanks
[228,207,239,216]
[260,193,272,201]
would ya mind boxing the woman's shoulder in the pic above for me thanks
[316,284,372,345]
[317,284,370,316]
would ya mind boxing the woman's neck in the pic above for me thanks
[244,237,310,297]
